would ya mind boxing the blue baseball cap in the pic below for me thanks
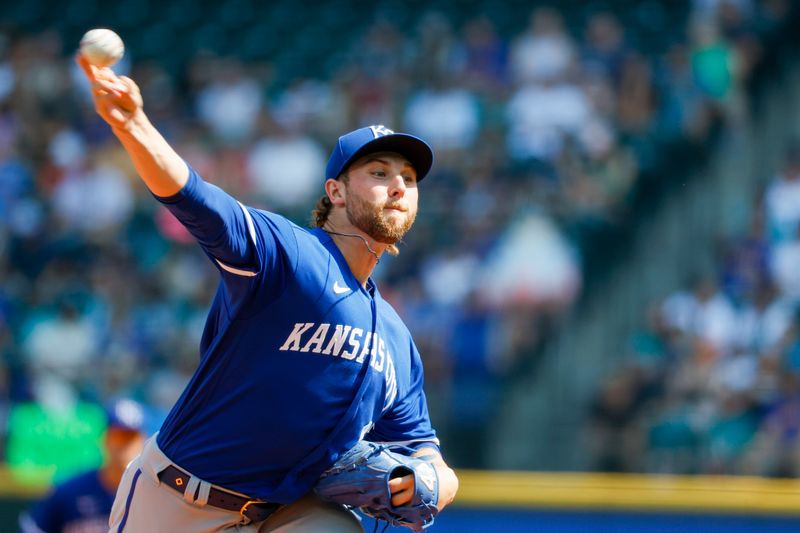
[106,398,146,433]
[325,125,434,182]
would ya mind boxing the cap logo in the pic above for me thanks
[369,125,394,138]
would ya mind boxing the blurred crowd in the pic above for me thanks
[0,0,792,476]
[590,145,800,476]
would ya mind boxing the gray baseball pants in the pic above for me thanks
[108,435,363,532]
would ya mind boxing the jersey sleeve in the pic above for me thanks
[369,341,440,452]
[154,164,300,306]
[155,165,259,275]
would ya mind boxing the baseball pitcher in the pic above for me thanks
[76,50,458,533]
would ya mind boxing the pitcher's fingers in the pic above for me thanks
[388,475,413,493]
[93,68,123,86]
[93,78,124,97]
[100,76,128,93]
[75,53,97,82]
[391,488,413,507]
[118,76,137,91]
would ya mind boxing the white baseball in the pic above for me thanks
[80,28,124,68]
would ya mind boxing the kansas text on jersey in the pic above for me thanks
[279,322,398,411]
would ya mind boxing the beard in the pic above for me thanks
[345,192,417,245]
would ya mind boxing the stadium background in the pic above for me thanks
[1,0,800,530]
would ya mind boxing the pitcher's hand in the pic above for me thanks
[76,54,143,132]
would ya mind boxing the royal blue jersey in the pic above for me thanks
[154,166,438,503]
[21,469,115,533]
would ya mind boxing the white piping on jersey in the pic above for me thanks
[213,202,258,277]
[237,201,257,245]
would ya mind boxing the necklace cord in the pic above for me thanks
[322,228,381,264]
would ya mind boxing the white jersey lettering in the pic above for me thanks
[279,323,314,351]
[301,323,330,353]
[280,322,391,381]
[321,324,352,356]
[372,338,386,372]
[357,332,372,363]
[383,353,397,412]
[341,328,363,360]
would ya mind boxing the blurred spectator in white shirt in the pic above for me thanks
[477,211,580,310]
[246,129,326,208]
[765,146,800,242]
[662,277,738,356]
[24,301,97,384]
[770,224,800,303]
[51,159,134,235]
[404,81,481,151]
[506,80,593,161]
[196,61,262,145]
[734,281,792,354]
[420,246,481,307]
[509,7,575,84]
[47,127,87,171]
[271,78,347,139]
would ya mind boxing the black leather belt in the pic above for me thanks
[158,465,282,523]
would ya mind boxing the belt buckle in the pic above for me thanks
[239,499,260,519]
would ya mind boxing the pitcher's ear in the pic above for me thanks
[325,178,346,207]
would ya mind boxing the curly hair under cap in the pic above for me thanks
[311,194,334,228]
